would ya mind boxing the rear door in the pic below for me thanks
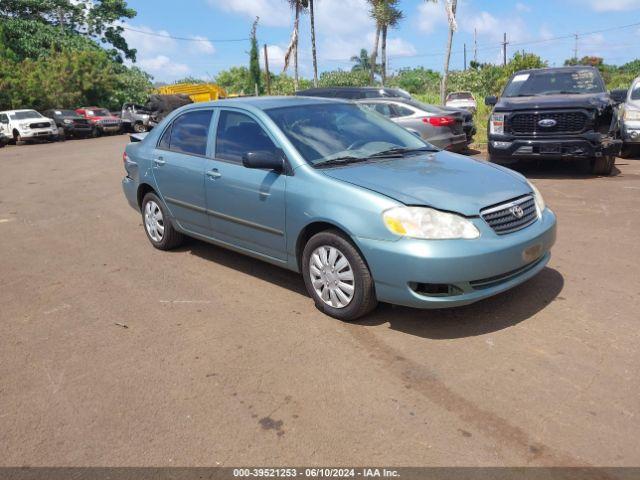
[204,109,287,261]
[151,108,214,236]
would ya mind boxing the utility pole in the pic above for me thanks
[573,33,579,61]
[502,32,508,66]
[263,44,271,95]
[463,43,467,70]
[473,28,477,63]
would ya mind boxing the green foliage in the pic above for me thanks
[0,49,152,111]
[249,18,262,95]
[318,69,371,87]
[215,66,251,94]
[172,76,208,85]
[0,0,137,62]
[387,67,440,95]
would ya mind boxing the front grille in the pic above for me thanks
[73,119,89,126]
[30,122,50,129]
[509,111,588,135]
[480,195,538,235]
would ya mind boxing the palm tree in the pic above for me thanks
[368,0,402,85]
[309,0,318,87]
[440,0,457,104]
[351,49,372,72]
[283,0,308,91]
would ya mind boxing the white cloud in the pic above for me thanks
[416,1,447,33]
[515,3,532,12]
[314,0,371,37]
[461,11,527,44]
[587,0,640,11]
[139,55,190,77]
[261,44,286,70]
[385,37,417,57]
[207,0,290,27]
[122,24,177,57]
[188,35,216,55]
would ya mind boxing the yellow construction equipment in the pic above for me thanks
[155,83,227,103]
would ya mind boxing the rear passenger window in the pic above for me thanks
[215,111,278,162]
[160,110,213,156]
[393,105,414,118]
[158,124,172,150]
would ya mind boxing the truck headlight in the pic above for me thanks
[63,119,73,124]
[624,109,640,121]
[527,180,546,216]
[383,206,480,240]
[20,122,30,129]
[490,113,505,134]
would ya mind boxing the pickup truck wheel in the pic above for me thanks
[13,130,25,146]
[591,155,614,176]
[141,193,184,250]
[302,230,377,321]
[133,122,148,133]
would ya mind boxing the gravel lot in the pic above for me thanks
[0,136,639,467]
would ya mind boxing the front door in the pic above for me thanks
[152,109,213,236]
[205,109,287,261]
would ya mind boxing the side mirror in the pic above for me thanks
[485,96,498,106]
[610,89,627,104]
[242,151,284,172]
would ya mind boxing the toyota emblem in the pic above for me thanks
[509,205,525,219]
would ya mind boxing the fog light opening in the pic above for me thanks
[410,283,463,297]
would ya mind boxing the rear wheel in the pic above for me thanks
[620,145,639,159]
[591,155,614,175]
[302,230,377,321]
[141,193,184,250]
[133,122,148,133]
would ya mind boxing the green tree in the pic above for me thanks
[351,49,373,72]
[249,17,262,95]
[0,0,137,62]
[215,66,251,95]
[369,0,402,85]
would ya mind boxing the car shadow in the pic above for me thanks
[175,237,563,339]
[508,158,621,179]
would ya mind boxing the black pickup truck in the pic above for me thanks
[486,66,624,175]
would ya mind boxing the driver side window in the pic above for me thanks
[215,111,278,163]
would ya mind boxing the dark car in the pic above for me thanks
[485,66,622,175]
[42,109,93,139]
[296,86,412,100]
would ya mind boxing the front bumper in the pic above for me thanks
[355,209,557,309]
[488,133,622,162]
[621,120,640,144]
[18,127,58,139]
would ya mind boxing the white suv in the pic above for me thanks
[0,109,58,144]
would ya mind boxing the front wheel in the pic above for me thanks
[133,122,148,133]
[302,230,377,321]
[591,155,614,175]
[141,193,184,250]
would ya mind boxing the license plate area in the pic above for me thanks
[539,144,561,154]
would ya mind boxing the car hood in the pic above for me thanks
[320,152,530,216]
[495,92,612,112]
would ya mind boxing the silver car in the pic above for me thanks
[358,98,468,152]
[619,76,640,156]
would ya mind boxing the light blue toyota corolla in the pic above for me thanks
[122,96,556,321]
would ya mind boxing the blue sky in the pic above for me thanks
[122,0,640,83]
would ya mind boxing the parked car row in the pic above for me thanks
[296,87,476,152]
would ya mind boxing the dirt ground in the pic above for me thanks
[0,136,638,467]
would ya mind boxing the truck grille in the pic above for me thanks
[73,119,89,126]
[30,122,50,129]
[509,111,588,135]
[480,195,538,235]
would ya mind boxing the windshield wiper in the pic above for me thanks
[369,146,438,158]
[314,156,370,168]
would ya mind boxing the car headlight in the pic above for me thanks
[489,113,505,134]
[623,108,640,121]
[63,119,72,124]
[20,122,30,129]
[527,180,546,216]
[383,206,480,239]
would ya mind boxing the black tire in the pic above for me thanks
[591,155,614,175]
[13,130,25,146]
[620,145,639,159]
[141,192,184,250]
[133,122,147,133]
[302,230,377,321]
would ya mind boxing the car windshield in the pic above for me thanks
[266,103,430,166]
[87,109,111,116]
[56,110,81,117]
[631,83,640,101]
[503,69,605,97]
[447,93,473,101]
[10,110,42,120]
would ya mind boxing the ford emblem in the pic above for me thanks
[538,118,557,128]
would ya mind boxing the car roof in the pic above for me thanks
[0,109,39,114]
[514,65,599,75]
[179,95,348,111]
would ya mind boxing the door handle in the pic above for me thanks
[206,168,222,179]
[153,156,165,166]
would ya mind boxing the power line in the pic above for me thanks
[121,25,249,43]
